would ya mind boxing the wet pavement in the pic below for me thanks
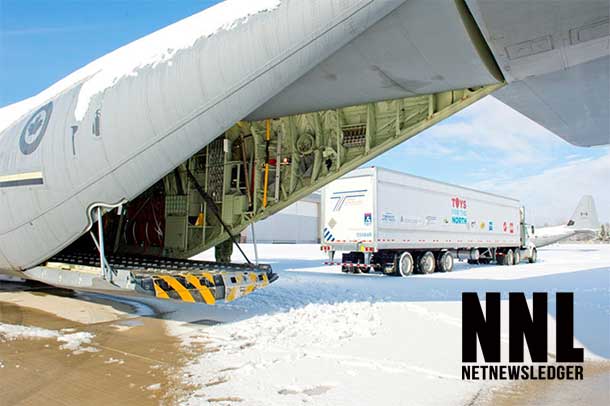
[0,281,193,406]
[476,362,610,406]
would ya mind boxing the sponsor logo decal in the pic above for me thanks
[452,215,467,225]
[381,212,396,224]
[401,216,421,225]
[452,197,467,209]
[330,189,367,211]
[451,197,468,225]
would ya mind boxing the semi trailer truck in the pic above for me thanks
[321,167,537,276]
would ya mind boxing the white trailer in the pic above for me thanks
[321,167,537,275]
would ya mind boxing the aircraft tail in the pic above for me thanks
[567,195,599,231]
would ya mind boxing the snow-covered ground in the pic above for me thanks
[164,244,610,405]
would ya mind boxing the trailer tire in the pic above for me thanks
[398,252,414,277]
[418,251,436,274]
[513,249,521,265]
[528,248,537,263]
[437,251,454,272]
[504,249,514,266]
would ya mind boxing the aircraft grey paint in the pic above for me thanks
[466,0,610,146]
[531,195,600,247]
[0,0,608,275]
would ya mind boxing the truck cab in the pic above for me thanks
[519,207,538,263]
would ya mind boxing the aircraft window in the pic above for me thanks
[93,109,101,137]
[71,125,78,156]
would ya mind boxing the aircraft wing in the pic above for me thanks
[466,0,609,147]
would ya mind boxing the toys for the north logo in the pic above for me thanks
[451,197,468,225]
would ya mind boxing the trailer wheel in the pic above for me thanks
[418,251,436,274]
[398,252,414,277]
[528,248,537,263]
[504,249,514,266]
[437,251,454,272]
[513,249,521,265]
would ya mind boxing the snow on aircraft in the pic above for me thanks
[0,0,608,303]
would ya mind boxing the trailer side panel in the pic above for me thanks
[322,168,521,251]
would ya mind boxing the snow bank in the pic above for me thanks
[0,323,60,341]
[57,331,98,354]
[0,323,97,354]
[0,0,282,131]
[204,301,382,351]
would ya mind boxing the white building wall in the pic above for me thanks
[243,194,320,243]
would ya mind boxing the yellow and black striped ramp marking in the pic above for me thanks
[151,271,269,304]
[224,271,269,303]
[152,274,215,304]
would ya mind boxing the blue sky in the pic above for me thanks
[1,0,608,224]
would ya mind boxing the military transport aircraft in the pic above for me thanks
[0,0,608,303]
[531,196,601,248]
